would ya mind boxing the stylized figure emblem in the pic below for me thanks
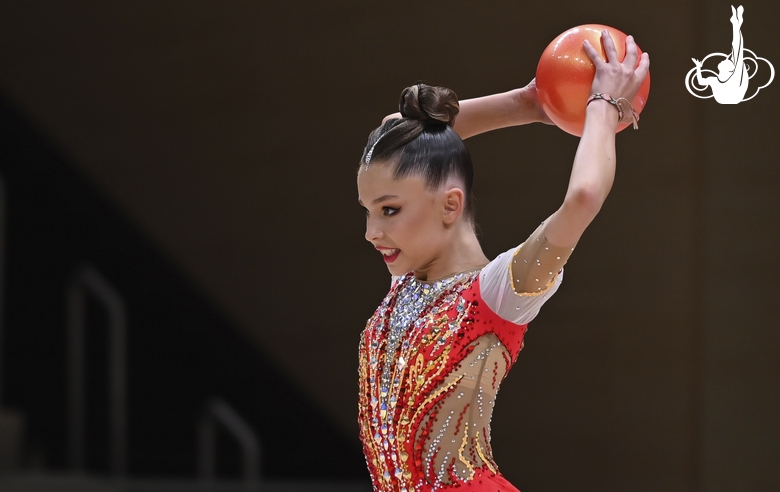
[685,5,774,103]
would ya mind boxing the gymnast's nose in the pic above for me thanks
[365,217,384,243]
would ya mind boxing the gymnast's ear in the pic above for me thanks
[442,187,465,225]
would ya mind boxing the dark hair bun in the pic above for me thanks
[399,84,459,126]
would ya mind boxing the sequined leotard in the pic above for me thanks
[358,230,570,492]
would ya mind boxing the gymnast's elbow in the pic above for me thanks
[563,186,607,222]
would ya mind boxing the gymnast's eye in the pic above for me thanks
[383,207,399,216]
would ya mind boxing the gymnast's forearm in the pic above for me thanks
[382,87,543,140]
[451,88,540,139]
[544,101,617,248]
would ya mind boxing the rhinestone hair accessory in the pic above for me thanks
[364,134,383,170]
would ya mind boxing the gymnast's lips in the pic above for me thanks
[376,247,400,263]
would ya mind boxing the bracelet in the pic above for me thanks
[586,93,640,129]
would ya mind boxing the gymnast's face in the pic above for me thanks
[357,161,463,277]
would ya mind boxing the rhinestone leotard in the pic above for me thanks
[359,270,529,492]
[358,221,573,492]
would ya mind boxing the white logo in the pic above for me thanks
[685,5,774,103]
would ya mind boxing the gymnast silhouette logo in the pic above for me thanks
[685,5,774,104]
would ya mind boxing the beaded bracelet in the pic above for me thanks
[586,93,640,129]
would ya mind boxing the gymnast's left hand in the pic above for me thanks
[583,31,650,103]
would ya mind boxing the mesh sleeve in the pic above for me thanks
[479,221,574,324]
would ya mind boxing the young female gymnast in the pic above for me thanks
[356,30,650,492]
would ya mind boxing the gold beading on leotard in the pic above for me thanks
[508,220,575,296]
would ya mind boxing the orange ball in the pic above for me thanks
[535,24,650,137]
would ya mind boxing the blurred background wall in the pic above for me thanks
[0,1,777,491]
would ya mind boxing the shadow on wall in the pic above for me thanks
[0,93,367,480]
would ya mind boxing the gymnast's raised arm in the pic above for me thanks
[539,32,648,250]
[383,79,552,140]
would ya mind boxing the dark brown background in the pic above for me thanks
[0,1,777,490]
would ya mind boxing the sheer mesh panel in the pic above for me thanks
[417,333,509,485]
[511,221,573,295]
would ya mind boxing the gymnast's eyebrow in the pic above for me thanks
[358,194,399,206]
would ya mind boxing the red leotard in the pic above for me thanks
[358,271,528,492]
